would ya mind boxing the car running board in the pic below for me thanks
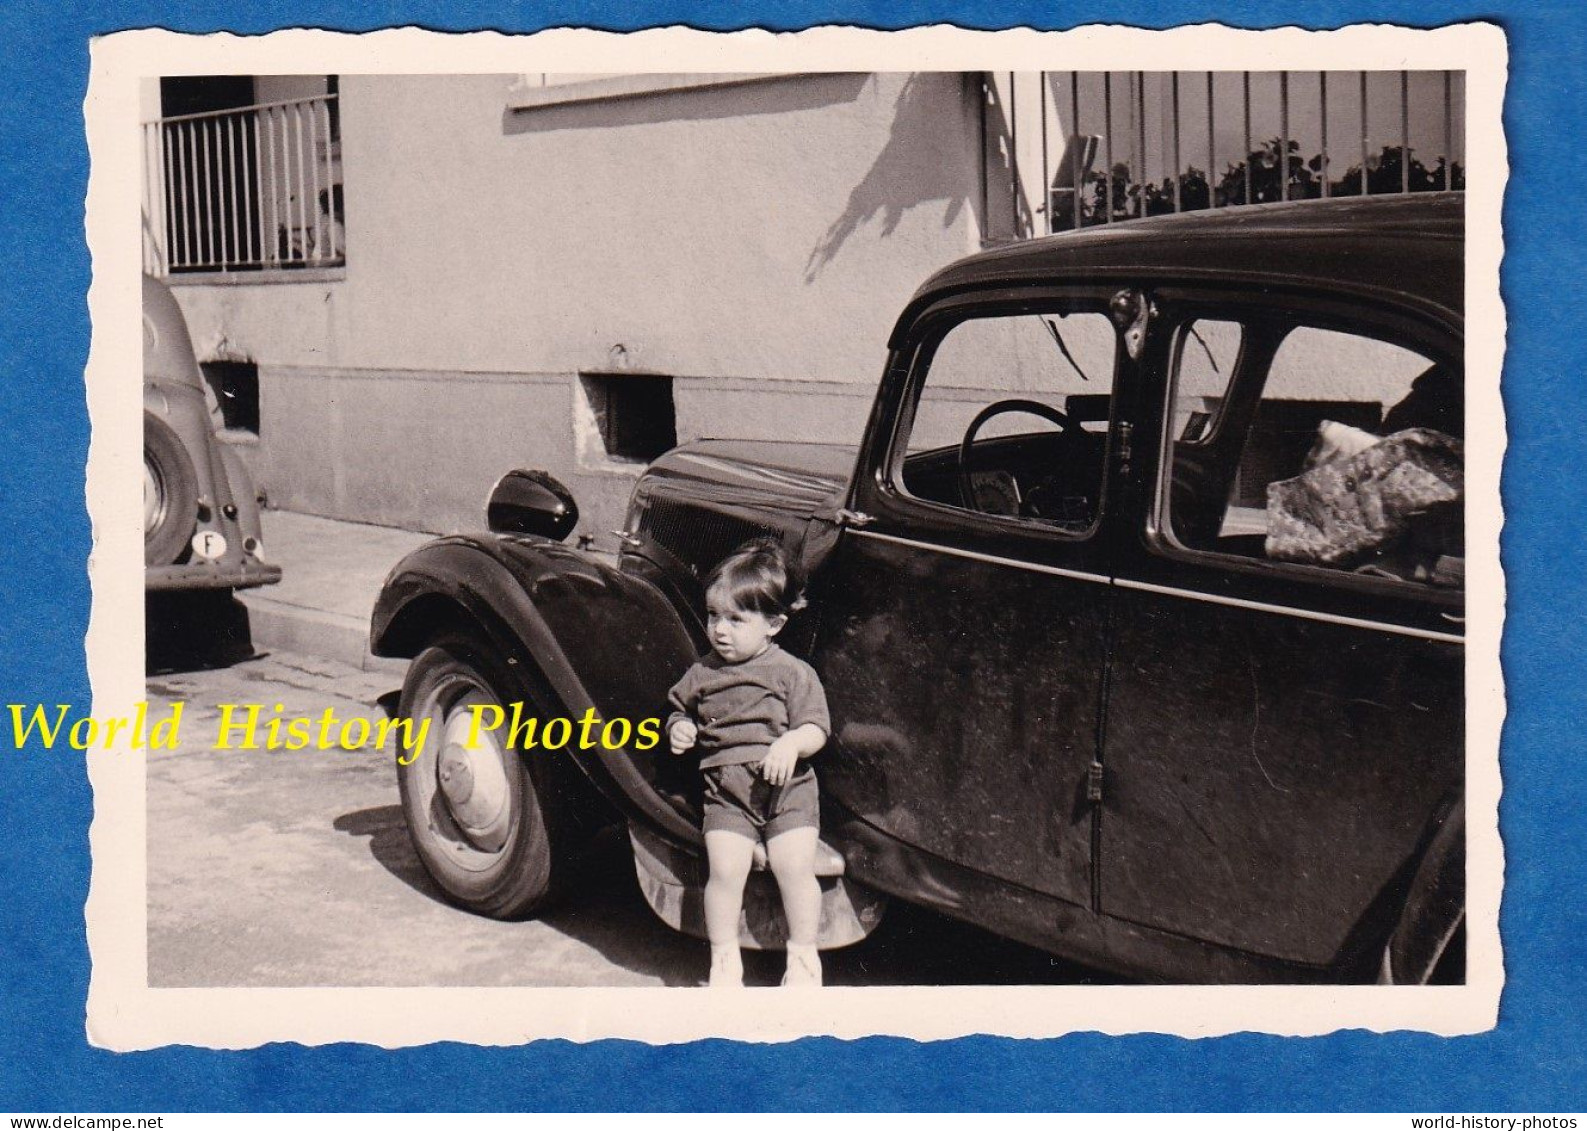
[627,822,886,950]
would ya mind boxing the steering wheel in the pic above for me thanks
[957,398,1075,512]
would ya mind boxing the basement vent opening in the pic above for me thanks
[577,373,677,465]
[199,360,261,435]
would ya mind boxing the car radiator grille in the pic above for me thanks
[641,496,784,579]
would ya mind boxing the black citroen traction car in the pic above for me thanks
[371,193,1466,984]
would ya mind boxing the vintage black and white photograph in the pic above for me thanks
[83,25,1506,1047]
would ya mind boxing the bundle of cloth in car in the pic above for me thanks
[1265,420,1464,584]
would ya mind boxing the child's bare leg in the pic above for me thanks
[704,830,756,986]
[768,826,822,986]
[767,826,820,944]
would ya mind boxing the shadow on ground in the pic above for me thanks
[336,805,1115,988]
[334,810,703,985]
[146,590,258,674]
[332,804,443,902]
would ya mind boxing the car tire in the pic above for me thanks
[396,631,570,919]
[144,410,199,567]
[1426,917,1466,985]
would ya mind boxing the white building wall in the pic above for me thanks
[164,70,1436,537]
[169,71,985,534]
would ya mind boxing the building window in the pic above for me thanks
[576,374,677,466]
[505,73,801,111]
[143,75,344,275]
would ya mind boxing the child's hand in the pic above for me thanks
[760,735,801,785]
[668,718,698,755]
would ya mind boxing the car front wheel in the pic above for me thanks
[396,632,569,918]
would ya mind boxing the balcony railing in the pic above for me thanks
[142,94,343,275]
[983,71,1465,240]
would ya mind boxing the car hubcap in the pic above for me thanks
[436,696,512,853]
[143,456,164,536]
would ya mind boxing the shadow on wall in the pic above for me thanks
[804,73,977,282]
[980,72,1033,240]
[500,72,871,137]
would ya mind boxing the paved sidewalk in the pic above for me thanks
[239,510,432,672]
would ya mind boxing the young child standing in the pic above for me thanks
[666,539,830,988]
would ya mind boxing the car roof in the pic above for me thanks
[893,193,1463,345]
[143,272,205,388]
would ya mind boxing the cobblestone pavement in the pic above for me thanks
[146,629,1109,988]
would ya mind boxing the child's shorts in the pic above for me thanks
[701,761,819,842]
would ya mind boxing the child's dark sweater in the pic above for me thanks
[665,645,830,770]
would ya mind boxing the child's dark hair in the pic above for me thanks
[703,536,807,617]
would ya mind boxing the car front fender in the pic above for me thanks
[371,534,702,845]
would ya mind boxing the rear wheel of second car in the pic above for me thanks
[144,410,199,566]
[396,631,572,919]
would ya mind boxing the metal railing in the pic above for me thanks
[983,71,1465,240]
[142,94,343,274]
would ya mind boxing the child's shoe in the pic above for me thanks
[781,944,822,987]
[708,945,744,988]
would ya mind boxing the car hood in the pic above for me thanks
[642,439,856,517]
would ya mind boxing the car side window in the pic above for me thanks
[1163,320,1464,590]
[1168,318,1243,444]
[896,309,1117,534]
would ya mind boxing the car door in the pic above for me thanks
[1098,288,1465,970]
[811,289,1123,911]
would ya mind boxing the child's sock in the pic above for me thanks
[782,943,822,987]
[709,944,744,988]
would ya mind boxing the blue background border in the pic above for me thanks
[2,0,1582,1113]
